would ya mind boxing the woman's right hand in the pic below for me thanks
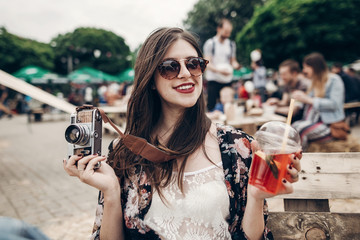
[63,154,120,195]
[292,90,313,105]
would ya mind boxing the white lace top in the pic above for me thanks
[143,162,231,240]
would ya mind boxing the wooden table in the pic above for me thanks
[226,113,287,135]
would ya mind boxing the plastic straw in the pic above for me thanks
[281,99,296,153]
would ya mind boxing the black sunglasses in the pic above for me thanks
[157,57,209,80]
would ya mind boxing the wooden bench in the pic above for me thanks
[307,135,360,152]
[344,102,360,127]
[267,152,360,239]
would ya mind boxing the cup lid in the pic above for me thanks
[255,121,301,154]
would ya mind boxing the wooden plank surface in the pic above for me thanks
[227,113,286,128]
[226,113,286,135]
[268,212,360,240]
[274,152,360,199]
[0,70,75,113]
[344,102,360,109]
[100,105,127,113]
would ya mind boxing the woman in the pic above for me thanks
[292,52,345,150]
[64,28,301,240]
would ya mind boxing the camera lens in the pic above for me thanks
[65,125,90,145]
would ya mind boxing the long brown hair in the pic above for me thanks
[109,27,212,196]
[303,52,328,97]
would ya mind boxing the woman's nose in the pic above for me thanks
[177,62,191,79]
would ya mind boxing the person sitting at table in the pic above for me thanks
[207,86,235,120]
[291,52,346,150]
[264,59,309,122]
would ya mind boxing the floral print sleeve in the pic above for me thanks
[90,191,104,240]
[217,124,273,240]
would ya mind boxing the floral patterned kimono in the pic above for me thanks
[91,124,274,240]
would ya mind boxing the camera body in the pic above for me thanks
[65,107,102,159]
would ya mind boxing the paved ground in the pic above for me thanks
[1,113,360,239]
[0,114,113,239]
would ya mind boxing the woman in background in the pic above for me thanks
[292,52,345,150]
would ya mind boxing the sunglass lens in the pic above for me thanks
[159,60,180,79]
[187,58,205,76]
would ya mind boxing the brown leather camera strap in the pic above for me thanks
[96,107,175,163]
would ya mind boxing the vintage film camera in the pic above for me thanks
[65,106,102,167]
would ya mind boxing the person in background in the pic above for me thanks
[331,62,360,103]
[213,86,235,113]
[207,86,235,120]
[106,82,121,106]
[332,63,360,126]
[292,53,345,150]
[203,18,241,111]
[0,217,50,240]
[251,50,267,103]
[84,86,93,105]
[64,27,301,240]
[97,83,108,105]
[265,59,310,122]
[0,84,13,118]
[345,67,359,80]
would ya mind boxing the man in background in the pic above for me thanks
[331,62,360,103]
[332,62,360,126]
[265,59,309,122]
[203,18,241,111]
[0,84,13,118]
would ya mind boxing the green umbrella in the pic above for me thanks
[12,65,68,84]
[118,68,135,83]
[233,67,253,80]
[68,67,119,84]
[13,65,50,83]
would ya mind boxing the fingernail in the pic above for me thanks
[93,153,98,156]
[289,165,292,169]
[77,154,83,157]
[102,155,106,157]
[282,179,287,183]
[293,155,297,160]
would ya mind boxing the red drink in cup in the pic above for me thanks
[250,151,293,194]
[249,121,301,194]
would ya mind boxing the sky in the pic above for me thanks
[0,0,199,50]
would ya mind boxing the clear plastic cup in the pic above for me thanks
[249,121,301,194]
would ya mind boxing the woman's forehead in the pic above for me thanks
[163,39,197,59]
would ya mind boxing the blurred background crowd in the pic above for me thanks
[1,0,360,122]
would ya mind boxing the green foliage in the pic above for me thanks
[184,0,265,47]
[0,27,54,73]
[236,0,360,68]
[51,27,131,75]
